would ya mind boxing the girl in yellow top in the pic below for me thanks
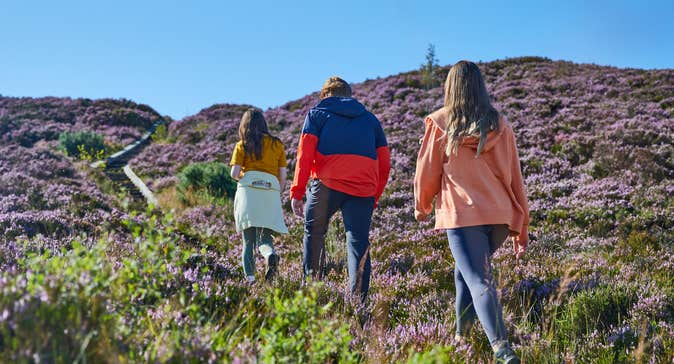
[230,108,288,283]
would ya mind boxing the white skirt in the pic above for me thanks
[233,171,288,234]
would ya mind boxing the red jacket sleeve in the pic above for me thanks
[375,146,391,205]
[290,133,318,200]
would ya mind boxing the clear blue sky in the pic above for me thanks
[2,0,672,119]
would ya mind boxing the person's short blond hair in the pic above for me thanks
[320,76,352,99]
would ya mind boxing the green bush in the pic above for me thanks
[177,162,237,202]
[259,286,357,364]
[58,131,106,159]
[406,345,464,364]
[0,211,199,362]
[151,123,169,143]
[0,241,118,363]
[554,285,637,345]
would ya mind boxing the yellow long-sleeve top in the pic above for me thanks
[230,135,287,178]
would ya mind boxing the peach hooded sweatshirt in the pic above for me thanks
[414,107,530,246]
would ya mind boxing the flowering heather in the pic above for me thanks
[0,97,161,267]
[1,58,674,362]
[0,97,160,147]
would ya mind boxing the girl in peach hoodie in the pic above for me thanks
[414,61,529,364]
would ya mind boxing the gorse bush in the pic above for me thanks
[58,130,106,159]
[177,161,237,203]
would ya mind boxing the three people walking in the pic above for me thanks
[229,65,528,363]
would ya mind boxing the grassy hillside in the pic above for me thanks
[1,58,673,362]
[0,97,161,268]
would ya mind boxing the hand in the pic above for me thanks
[513,235,528,259]
[291,198,305,218]
[414,210,428,222]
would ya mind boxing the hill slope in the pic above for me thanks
[126,57,674,361]
[0,97,161,267]
[1,58,673,362]
[135,57,673,249]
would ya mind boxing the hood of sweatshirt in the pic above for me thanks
[460,123,507,154]
[314,97,367,119]
[428,107,508,155]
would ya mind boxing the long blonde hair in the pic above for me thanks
[444,61,499,157]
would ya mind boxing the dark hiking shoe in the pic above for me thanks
[265,254,279,281]
[356,305,372,328]
[494,344,520,364]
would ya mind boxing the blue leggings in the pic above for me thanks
[242,227,275,277]
[447,224,509,346]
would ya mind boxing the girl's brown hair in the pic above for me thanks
[443,60,499,157]
[238,108,280,160]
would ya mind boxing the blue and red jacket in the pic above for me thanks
[290,97,391,202]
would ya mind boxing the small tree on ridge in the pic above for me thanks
[421,43,440,89]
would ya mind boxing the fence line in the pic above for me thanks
[123,165,159,206]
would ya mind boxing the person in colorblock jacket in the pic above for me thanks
[414,61,529,364]
[290,76,391,301]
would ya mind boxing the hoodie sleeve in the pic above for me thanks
[507,128,530,246]
[290,113,320,200]
[374,119,390,205]
[414,117,445,219]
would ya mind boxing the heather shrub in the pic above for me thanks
[110,108,152,129]
[177,162,237,203]
[575,340,631,364]
[404,75,422,89]
[58,130,106,159]
[0,211,70,240]
[0,241,119,362]
[616,230,660,257]
[0,211,215,362]
[572,206,626,237]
